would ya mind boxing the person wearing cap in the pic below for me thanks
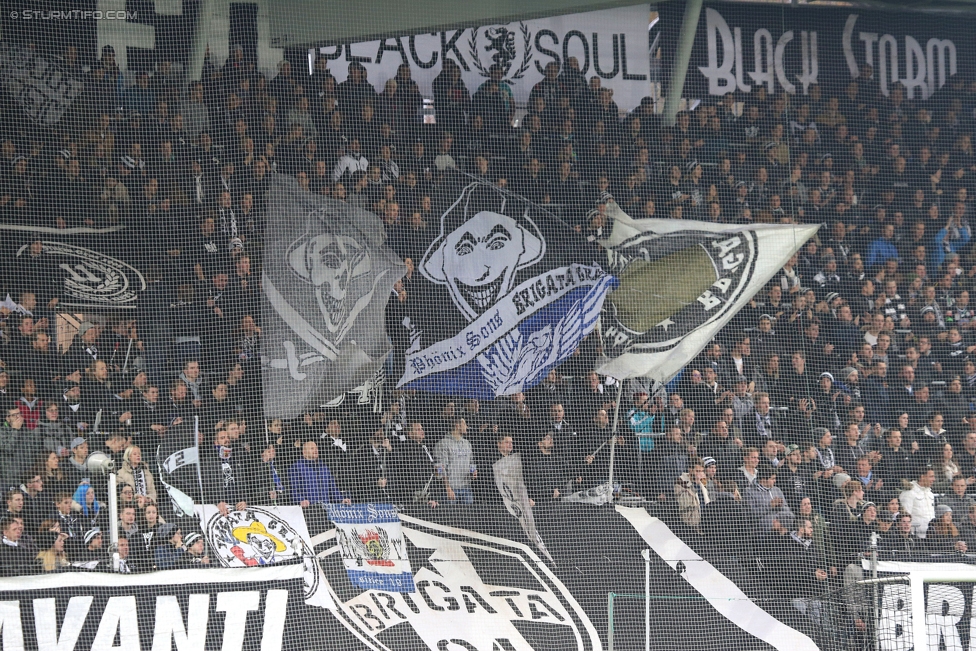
[55,377,87,433]
[745,466,794,531]
[77,528,106,566]
[62,321,101,379]
[701,457,720,494]
[64,437,91,491]
[912,304,945,337]
[155,523,184,570]
[180,532,210,568]
[925,504,967,554]
[626,391,660,453]
[778,444,813,512]
[728,374,753,427]
[809,372,840,433]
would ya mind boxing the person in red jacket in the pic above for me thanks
[16,378,42,430]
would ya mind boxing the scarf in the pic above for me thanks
[269,460,283,492]
[755,411,772,440]
[133,466,148,496]
[790,531,812,548]
[817,446,835,469]
[219,207,237,238]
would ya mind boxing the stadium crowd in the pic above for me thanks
[0,39,973,636]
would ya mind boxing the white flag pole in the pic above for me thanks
[606,381,624,493]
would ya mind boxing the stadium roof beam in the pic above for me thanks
[263,0,655,48]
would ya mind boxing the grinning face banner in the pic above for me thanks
[396,177,615,399]
[422,185,545,322]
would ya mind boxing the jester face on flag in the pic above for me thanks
[394,177,617,399]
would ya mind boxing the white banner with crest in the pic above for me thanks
[309,5,652,112]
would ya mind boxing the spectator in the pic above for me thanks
[784,518,830,627]
[117,446,156,506]
[289,440,351,507]
[78,528,107,566]
[938,476,976,515]
[738,447,761,485]
[745,466,794,530]
[154,523,184,569]
[926,505,967,554]
[675,460,710,534]
[0,407,30,489]
[199,429,248,516]
[900,467,937,538]
[35,530,69,572]
[0,516,35,574]
[434,418,477,505]
[179,532,210,568]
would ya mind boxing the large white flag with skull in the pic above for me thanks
[261,175,405,418]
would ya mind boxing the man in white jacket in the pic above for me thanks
[331,139,369,182]
[899,467,936,538]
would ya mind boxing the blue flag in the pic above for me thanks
[327,503,414,593]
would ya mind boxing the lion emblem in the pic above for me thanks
[484,27,517,76]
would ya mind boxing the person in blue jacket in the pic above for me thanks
[932,209,971,273]
[289,440,352,507]
[865,223,899,270]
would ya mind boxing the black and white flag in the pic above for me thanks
[261,175,404,418]
[493,453,554,563]
[155,418,202,519]
[394,177,615,399]
[596,201,817,381]
[0,42,84,126]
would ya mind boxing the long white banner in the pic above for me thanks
[309,5,652,112]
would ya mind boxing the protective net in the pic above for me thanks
[0,1,971,650]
